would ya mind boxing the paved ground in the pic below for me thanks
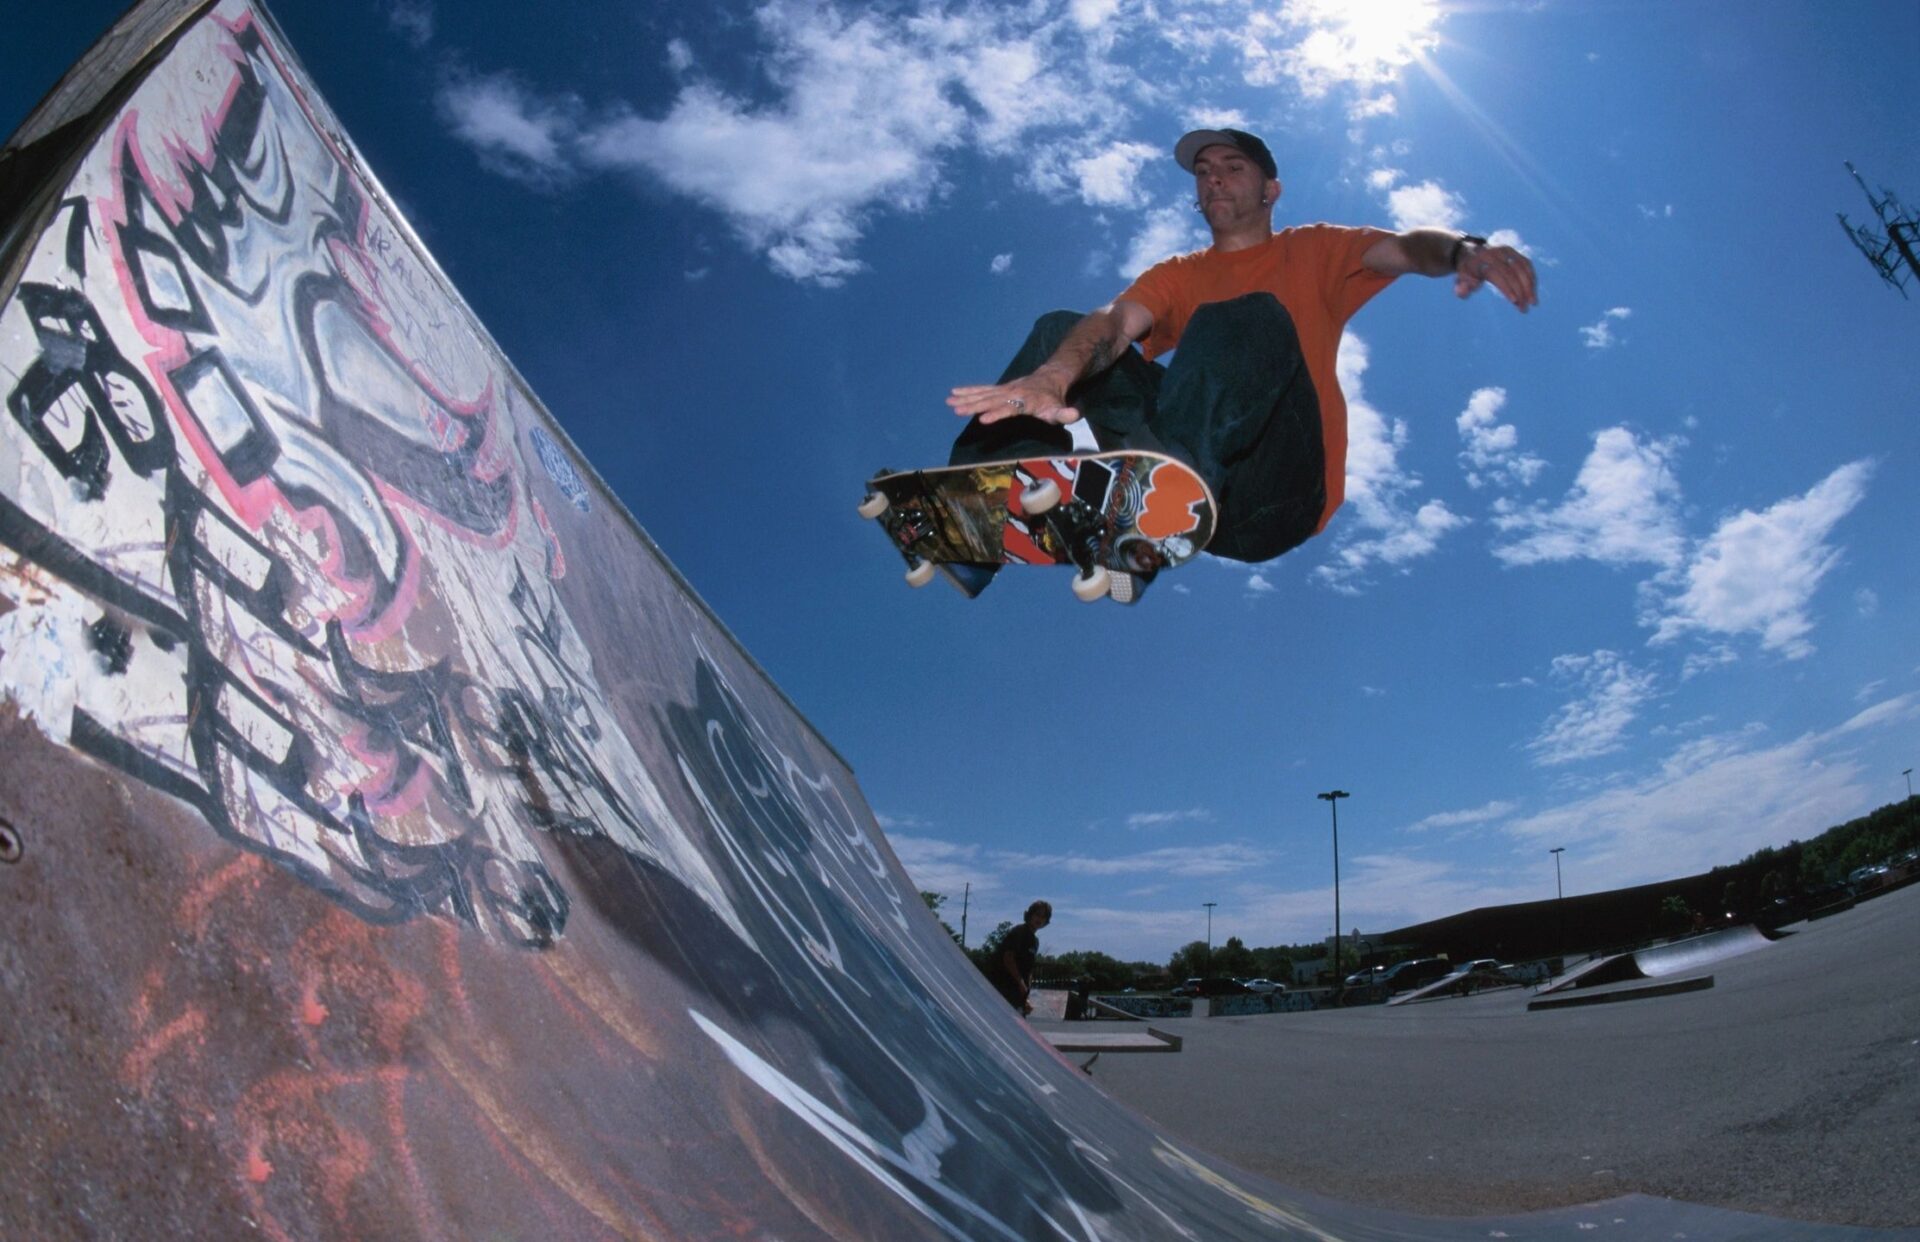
[1084,881,1920,1230]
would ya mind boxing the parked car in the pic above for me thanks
[1195,977,1251,997]
[1379,958,1451,993]
[1168,978,1203,997]
[1242,977,1285,994]
[1344,966,1385,987]
[1456,958,1504,977]
[1848,863,1890,894]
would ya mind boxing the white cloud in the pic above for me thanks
[1069,0,1122,28]
[887,832,988,900]
[1407,800,1518,833]
[1235,0,1443,107]
[1643,460,1873,659]
[1679,645,1738,680]
[1075,140,1160,208]
[1384,178,1467,230]
[1121,203,1207,277]
[384,0,434,48]
[997,842,1270,878]
[1312,335,1467,592]
[1456,386,1546,490]
[1834,692,1920,735]
[437,73,579,185]
[1502,700,1913,886]
[1580,306,1632,349]
[1492,427,1686,569]
[1366,166,1469,230]
[1125,808,1214,830]
[990,253,1013,275]
[435,0,1458,284]
[1027,139,1160,209]
[1528,650,1658,766]
[1182,106,1253,131]
[571,1,987,285]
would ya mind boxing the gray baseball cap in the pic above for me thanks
[1174,128,1277,179]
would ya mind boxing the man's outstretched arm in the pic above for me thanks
[948,299,1155,426]
[1364,228,1538,312]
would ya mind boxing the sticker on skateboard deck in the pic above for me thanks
[858,452,1215,601]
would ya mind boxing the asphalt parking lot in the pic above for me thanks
[1085,881,1920,1229]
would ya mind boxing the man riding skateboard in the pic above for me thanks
[944,127,1538,600]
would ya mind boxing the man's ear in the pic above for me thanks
[1264,177,1283,205]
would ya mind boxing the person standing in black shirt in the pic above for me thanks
[989,901,1052,1016]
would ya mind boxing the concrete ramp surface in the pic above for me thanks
[0,4,1876,1238]
[1541,924,1780,994]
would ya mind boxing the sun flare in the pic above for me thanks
[1290,0,1444,81]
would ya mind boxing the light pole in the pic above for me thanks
[1202,902,1217,976]
[1318,790,1349,983]
[1549,846,1566,956]
[1905,768,1913,801]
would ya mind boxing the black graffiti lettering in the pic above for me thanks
[169,350,280,485]
[7,284,173,499]
[322,618,475,812]
[163,470,313,655]
[494,565,646,838]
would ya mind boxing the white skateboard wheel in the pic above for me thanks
[858,492,889,519]
[906,559,936,588]
[1071,566,1110,601]
[1018,478,1061,515]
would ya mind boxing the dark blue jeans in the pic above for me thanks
[948,294,1325,563]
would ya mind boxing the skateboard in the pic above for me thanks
[858,452,1216,602]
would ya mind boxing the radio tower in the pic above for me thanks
[1838,163,1919,298]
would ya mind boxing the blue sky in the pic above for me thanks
[7,0,1917,964]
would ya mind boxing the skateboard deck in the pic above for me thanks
[859,452,1215,600]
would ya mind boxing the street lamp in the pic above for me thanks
[1202,902,1217,976]
[1318,790,1349,983]
[1550,847,1566,957]
[1905,768,1913,801]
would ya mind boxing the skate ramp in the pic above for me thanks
[0,4,1873,1238]
[1384,964,1514,1005]
[1540,924,1780,994]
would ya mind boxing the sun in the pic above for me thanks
[1289,0,1445,82]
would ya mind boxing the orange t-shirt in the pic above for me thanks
[1118,224,1396,531]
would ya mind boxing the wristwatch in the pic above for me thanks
[1449,233,1488,271]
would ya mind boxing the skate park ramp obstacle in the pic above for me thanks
[0,3,1878,1238]
[1538,923,1782,995]
[1385,963,1518,1006]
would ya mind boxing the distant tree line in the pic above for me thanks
[1731,794,1918,894]
[914,793,1918,988]
[918,891,1330,990]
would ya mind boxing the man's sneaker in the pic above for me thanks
[1106,568,1156,605]
[939,562,1001,598]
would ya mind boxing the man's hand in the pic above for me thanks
[1363,229,1540,313]
[947,371,1081,427]
[1454,240,1538,312]
[948,302,1150,426]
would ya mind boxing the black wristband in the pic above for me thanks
[1448,233,1488,271]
